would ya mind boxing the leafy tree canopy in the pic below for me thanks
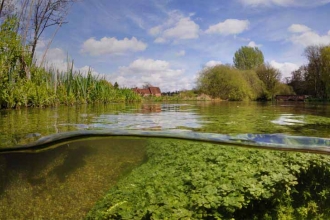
[196,65,254,101]
[233,46,264,70]
[256,63,281,98]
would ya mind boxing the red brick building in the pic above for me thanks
[132,87,161,97]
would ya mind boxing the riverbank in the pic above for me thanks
[0,68,141,109]
[142,93,218,102]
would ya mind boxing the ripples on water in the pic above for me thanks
[1,102,330,148]
[1,102,330,218]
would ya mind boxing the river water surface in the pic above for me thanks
[1,101,330,219]
[1,102,330,148]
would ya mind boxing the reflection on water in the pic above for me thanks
[271,114,305,125]
[1,102,330,148]
[0,137,147,219]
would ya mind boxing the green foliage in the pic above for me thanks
[0,17,141,109]
[287,66,309,95]
[321,46,330,99]
[87,139,330,219]
[233,46,264,70]
[197,65,258,101]
[256,63,282,99]
[276,83,295,95]
[241,70,268,100]
[288,44,330,100]
[0,17,32,108]
[114,82,119,89]
[143,90,206,102]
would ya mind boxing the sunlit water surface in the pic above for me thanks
[1,102,330,148]
[1,101,330,218]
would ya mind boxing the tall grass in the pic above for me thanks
[0,64,141,109]
[0,18,141,109]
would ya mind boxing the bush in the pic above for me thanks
[197,65,255,101]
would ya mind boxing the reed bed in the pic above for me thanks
[0,64,141,109]
[0,18,141,109]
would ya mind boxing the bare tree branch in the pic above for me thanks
[28,0,76,61]
[0,0,5,17]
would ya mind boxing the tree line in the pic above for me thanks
[287,45,330,100]
[197,46,293,101]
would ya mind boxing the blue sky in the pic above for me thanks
[38,0,330,91]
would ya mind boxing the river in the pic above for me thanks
[1,101,330,219]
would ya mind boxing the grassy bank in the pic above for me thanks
[0,18,141,109]
[143,91,214,102]
[87,139,330,219]
[0,66,141,109]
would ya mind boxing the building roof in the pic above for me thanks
[132,86,161,96]
[148,87,161,94]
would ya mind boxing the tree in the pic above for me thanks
[241,70,267,100]
[286,45,330,99]
[0,0,5,17]
[0,0,76,80]
[197,65,253,101]
[320,46,330,99]
[114,82,119,89]
[0,0,15,18]
[287,66,308,95]
[142,82,152,88]
[304,45,324,98]
[29,0,76,61]
[233,46,264,70]
[255,63,281,99]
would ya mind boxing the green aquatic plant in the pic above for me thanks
[87,139,330,219]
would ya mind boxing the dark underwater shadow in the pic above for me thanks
[0,143,95,195]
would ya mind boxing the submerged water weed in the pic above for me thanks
[87,139,330,219]
[0,138,147,219]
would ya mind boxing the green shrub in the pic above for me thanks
[197,65,254,101]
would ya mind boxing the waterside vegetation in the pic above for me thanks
[197,44,330,102]
[0,17,141,109]
[197,46,293,101]
[287,45,330,101]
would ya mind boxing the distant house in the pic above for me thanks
[132,86,161,97]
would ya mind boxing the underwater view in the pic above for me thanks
[1,102,330,219]
[1,0,330,218]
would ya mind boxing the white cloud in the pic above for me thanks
[107,59,194,92]
[36,47,68,72]
[240,0,330,7]
[205,19,250,36]
[247,41,262,47]
[288,25,330,47]
[205,60,222,67]
[149,11,200,43]
[78,66,102,77]
[270,60,299,79]
[36,44,103,77]
[288,24,311,33]
[176,50,186,56]
[163,17,199,40]
[81,37,147,56]
[149,26,162,36]
[154,37,166,43]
